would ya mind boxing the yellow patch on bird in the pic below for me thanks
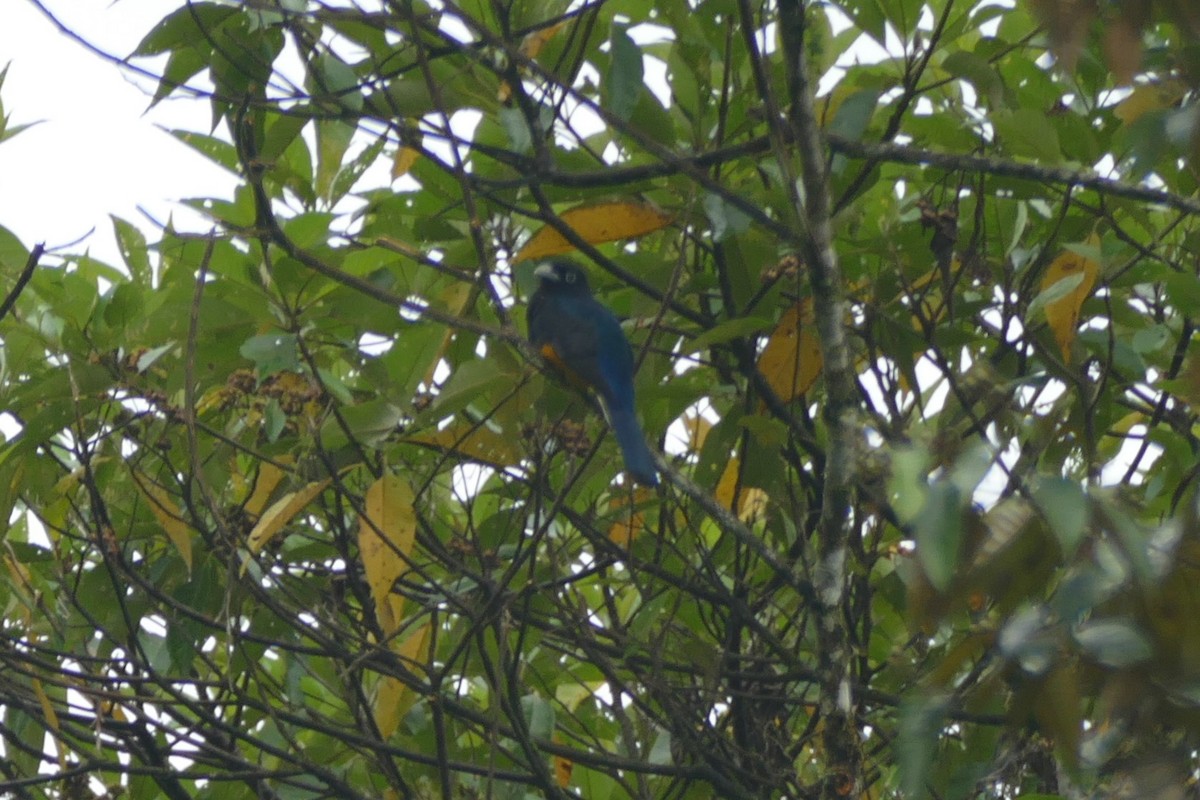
[539,343,591,392]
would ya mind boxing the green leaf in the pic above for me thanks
[169,129,240,174]
[240,333,299,375]
[686,316,773,353]
[914,481,963,591]
[898,692,949,797]
[999,605,1056,675]
[1131,324,1170,355]
[1163,272,1200,310]
[1074,619,1152,668]
[0,119,39,146]
[166,619,198,673]
[498,107,532,153]
[522,693,555,740]
[1028,271,1086,317]
[738,414,788,448]
[313,52,363,113]
[111,216,150,283]
[827,89,879,141]
[314,122,350,201]
[948,441,994,497]
[260,112,309,162]
[429,359,511,420]
[132,3,236,56]
[992,108,1063,162]
[888,444,930,524]
[324,399,404,449]
[263,398,287,442]
[136,342,176,373]
[703,193,752,242]
[607,25,644,121]
[283,212,335,249]
[149,46,209,107]
[0,65,42,145]
[648,729,673,766]
[0,223,30,271]
[1036,666,1082,771]
[942,50,1002,103]
[1033,477,1087,556]
[6,706,43,778]
[381,323,446,404]
[329,133,386,205]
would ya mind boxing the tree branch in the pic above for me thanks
[778,2,864,798]
[826,133,1200,216]
[0,242,44,323]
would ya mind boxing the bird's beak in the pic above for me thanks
[533,263,558,282]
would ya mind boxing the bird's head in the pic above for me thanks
[533,259,592,294]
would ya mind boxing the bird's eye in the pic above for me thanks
[564,271,575,283]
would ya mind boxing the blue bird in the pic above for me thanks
[527,259,659,486]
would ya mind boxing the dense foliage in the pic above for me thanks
[3,0,1200,798]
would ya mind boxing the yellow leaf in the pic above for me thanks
[33,678,58,732]
[373,621,431,739]
[396,617,431,664]
[392,145,420,179]
[1172,357,1200,408]
[4,550,34,626]
[521,21,567,59]
[1041,234,1100,360]
[420,282,476,388]
[246,479,331,556]
[907,255,961,294]
[1114,82,1187,124]
[375,236,423,259]
[819,81,866,127]
[52,463,88,497]
[4,550,32,591]
[32,677,67,770]
[757,299,823,402]
[1102,16,1142,86]
[499,22,568,101]
[515,201,673,263]
[137,480,193,573]
[373,672,405,739]
[683,412,712,451]
[715,458,769,523]
[411,423,522,466]
[359,474,417,634]
[554,753,574,787]
[244,460,290,519]
[194,384,230,415]
[550,731,574,787]
[608,487,655,546]
[1109,411,1144,437]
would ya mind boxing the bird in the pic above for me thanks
[527,258,659,486]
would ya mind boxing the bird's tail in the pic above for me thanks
[606,403,659,486]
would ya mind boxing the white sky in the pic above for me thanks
[0,0,235,265]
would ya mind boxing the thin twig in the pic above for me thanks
[0,242,44,323]
[827,133,1200,217]
[183,234,231,551]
